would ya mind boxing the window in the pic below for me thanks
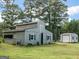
[29,34,36,40]
[47,36,51,40]
[76,37,78,40]
[72,36,74,40]
[4,35,13,39]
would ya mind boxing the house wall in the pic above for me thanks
[4,38,16,44]
[24,20,45,45]
[37,20,52,44]
[41,30,52,44]
[24,26,53,45]
[4,32,25,44]
[23,20,53,45]
[4,32,16,44]
[24,28,40,45]
[71,34,78,42]
[14,32,25,44]
[37,20,45,30]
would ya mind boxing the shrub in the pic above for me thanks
[37,42,40,46]
[27,43,33,47]
[0,36,4,43]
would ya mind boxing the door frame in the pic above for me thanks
[41,33,43,45]
[62,35,70,42]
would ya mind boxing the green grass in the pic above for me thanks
[0,43,79,59]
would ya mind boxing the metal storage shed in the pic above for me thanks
[60,33,78,43]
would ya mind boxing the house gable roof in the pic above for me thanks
[16,22,37,26]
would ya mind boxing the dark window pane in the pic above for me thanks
[72,37,74,40]
[47,36,51,40]
[4,35,13,39]
[29,34,33,40]
[29,34,36,40]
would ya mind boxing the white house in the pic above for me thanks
[3,20,53,45]
[60,33,78,43]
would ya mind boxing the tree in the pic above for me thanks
[0,0,22,30]
[24,0,35,22]
[61,19,79,41]
[47,0,68,41]
[0,0,68,41]
[0,22,5,42]
[24,0,48,22]
[0,22,3,36]
[61,21,69,33]
[24,0,68,41]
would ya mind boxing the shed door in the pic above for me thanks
[62,36,70,42]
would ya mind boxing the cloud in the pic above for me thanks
[67,6,79,16]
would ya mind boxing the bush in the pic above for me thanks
[27,43,33,47]
[37,42,40,46]
[0,36,4,43]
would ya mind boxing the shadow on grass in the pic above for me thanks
[14,42,57,48]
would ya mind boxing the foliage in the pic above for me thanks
[24,0,48,22]
[0,0,68,41]
[61,19,79,40]
[24,0,68,41]
[47,0,68,41]
[0,0,23,30]
[0,36,4,43]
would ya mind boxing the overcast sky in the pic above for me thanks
[0,0,79,22]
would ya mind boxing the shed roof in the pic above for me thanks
[61,33,77,35]
[3,29,25,33]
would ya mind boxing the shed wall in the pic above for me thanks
[60,33,78,42]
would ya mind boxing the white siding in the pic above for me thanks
[60,33,78,42]
[25,28,40,45]
[24,27,53,45]
[14,32,25,44]
[62,36,70,42]
[43,30,53,44]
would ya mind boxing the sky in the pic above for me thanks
[0,0,79,22]
[67,0,79,20]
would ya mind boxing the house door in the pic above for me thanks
[62,36,70,42]
[41,33,43,45]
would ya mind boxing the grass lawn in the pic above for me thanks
[0,43,79,59]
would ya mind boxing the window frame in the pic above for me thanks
[4,35,13,39]
[47,35,51,40]
[29,34,36,40]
